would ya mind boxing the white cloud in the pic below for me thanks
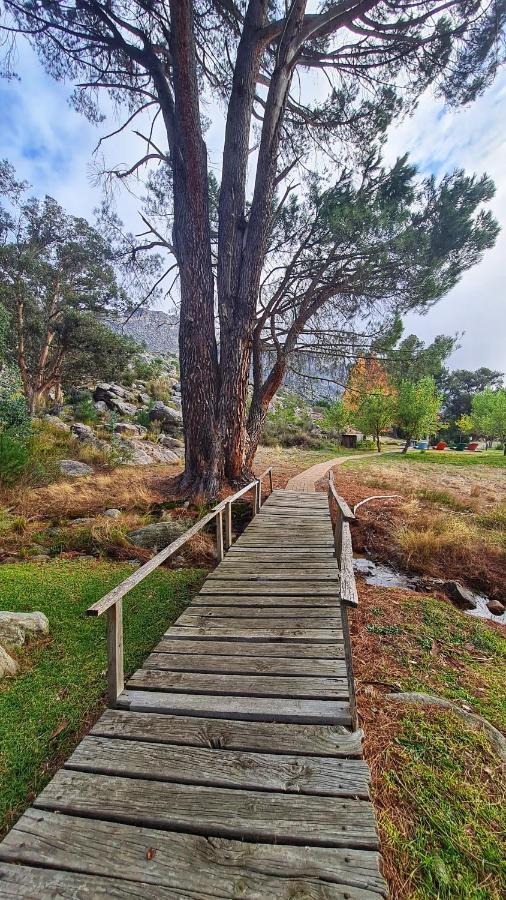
[383,75,506,375]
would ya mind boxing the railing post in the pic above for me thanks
[269,468,273,493]
[253,480,259,515]
[257,477,263,509]
[224,500,232,551]
[106,600,124,707]
[216,509,224,561]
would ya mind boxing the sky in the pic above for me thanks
[0,40,505,375]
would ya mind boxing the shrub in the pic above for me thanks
[72,396,99,424]
[134,406,153,429]
[357,439,375,450]
[147,376,172,402]
[0,430,31,486]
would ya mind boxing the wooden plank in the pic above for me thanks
[153,638,345,658]
[208,569,339,579]
[143,652,348,677]
[181,606,341,619]
[34,770,379,848]
[66,736,369,797]
[199,581,340,594]
[181,594,341,625]
[91,709,363,756]
[178,615,342,631]
[107,600,124,707]
[117,690,351,724]
[1,809,386,895]
[0,862,385,900]
[126,669,350,699]
[164,626,342,642]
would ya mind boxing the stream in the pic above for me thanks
[353,556,506,625]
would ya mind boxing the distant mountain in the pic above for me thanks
[107,309,179,354]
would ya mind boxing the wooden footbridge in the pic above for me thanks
[0,472,386,898]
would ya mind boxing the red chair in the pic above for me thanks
[467,441,479,452]
[435,441,446,450]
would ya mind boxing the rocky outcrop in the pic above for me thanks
[114,422,147,437]
[445,581,477,610]
[158,434,184,451]
[58,459,94,477]
[43,415,71,432]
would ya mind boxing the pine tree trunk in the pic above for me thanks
[402,436,411,454]
[245,357,287,470]
[168,0,221,498]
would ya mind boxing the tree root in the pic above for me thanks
[387,691,506,762]
[353,494,402,514]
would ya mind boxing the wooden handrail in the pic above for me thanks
[327,471,358,608]
[86,470,274,706]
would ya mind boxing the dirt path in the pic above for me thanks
[285,450,398,492]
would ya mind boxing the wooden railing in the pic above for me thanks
[327,469,358,607]
[86,467,273,706]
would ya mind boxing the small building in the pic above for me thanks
[340,428,364,448]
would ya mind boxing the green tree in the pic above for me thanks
[470,389,506,453]
[323,399,348,438]
[354,392,397,454]
[440,368,504,424]
[0,167,136,413]
[396,377,443,453]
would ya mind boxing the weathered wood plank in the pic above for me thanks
[181,606,341,620]
[178,616,342,632]
[91,709,362,756]
[143,652,347,677]
[191,592,339,604]
[117,690,351,724]
[199,581,340,594]
[181,594,341,627]
[0,862,386,900]
[0,812,387,896]
[164,625,343,642]
[208,570,340,580]
[66,736,369,797]
[153,638,345,658]
[34,770,379,848]
[126,669,350,699]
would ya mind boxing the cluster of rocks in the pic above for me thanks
[0,611,50,679]
[42,361,187,476]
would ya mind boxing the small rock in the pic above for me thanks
[114,422,146,436]
[71,422,95,440]
[126,520,188,550]
[0,611,49,636]
[69,517,95,526]
[120,439,180,465]
[138,393,151,405]
[0,645,18,678]
[158,434,184,450]
[43,415,71,432]
[94,400,108,414]
[0,621,25,646]
[30,554,51,562]
[108,397,138,417]
[445,581,477,610]
[149,401,183,428]
[103,508,122,519]
[487,599,505,616]
[58,459,94,478]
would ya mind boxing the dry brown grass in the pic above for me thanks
[11,465,182,519]
[395,511,482,566]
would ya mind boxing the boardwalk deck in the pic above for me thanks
[0,489,386,898]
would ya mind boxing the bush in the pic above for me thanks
[0,430,31,486]
[147,376,173,402]
[357,438,375,450]
[72,396,99,424]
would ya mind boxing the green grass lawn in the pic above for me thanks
[350,450,506,468]
[0,560,204,836]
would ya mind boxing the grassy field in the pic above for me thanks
[0,560,204,836]
[352,449,506,468]
[351,585,506,899]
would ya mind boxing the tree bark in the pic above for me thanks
[218,0,308,482]
[168,0,220,497]
[402,436,411,453]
